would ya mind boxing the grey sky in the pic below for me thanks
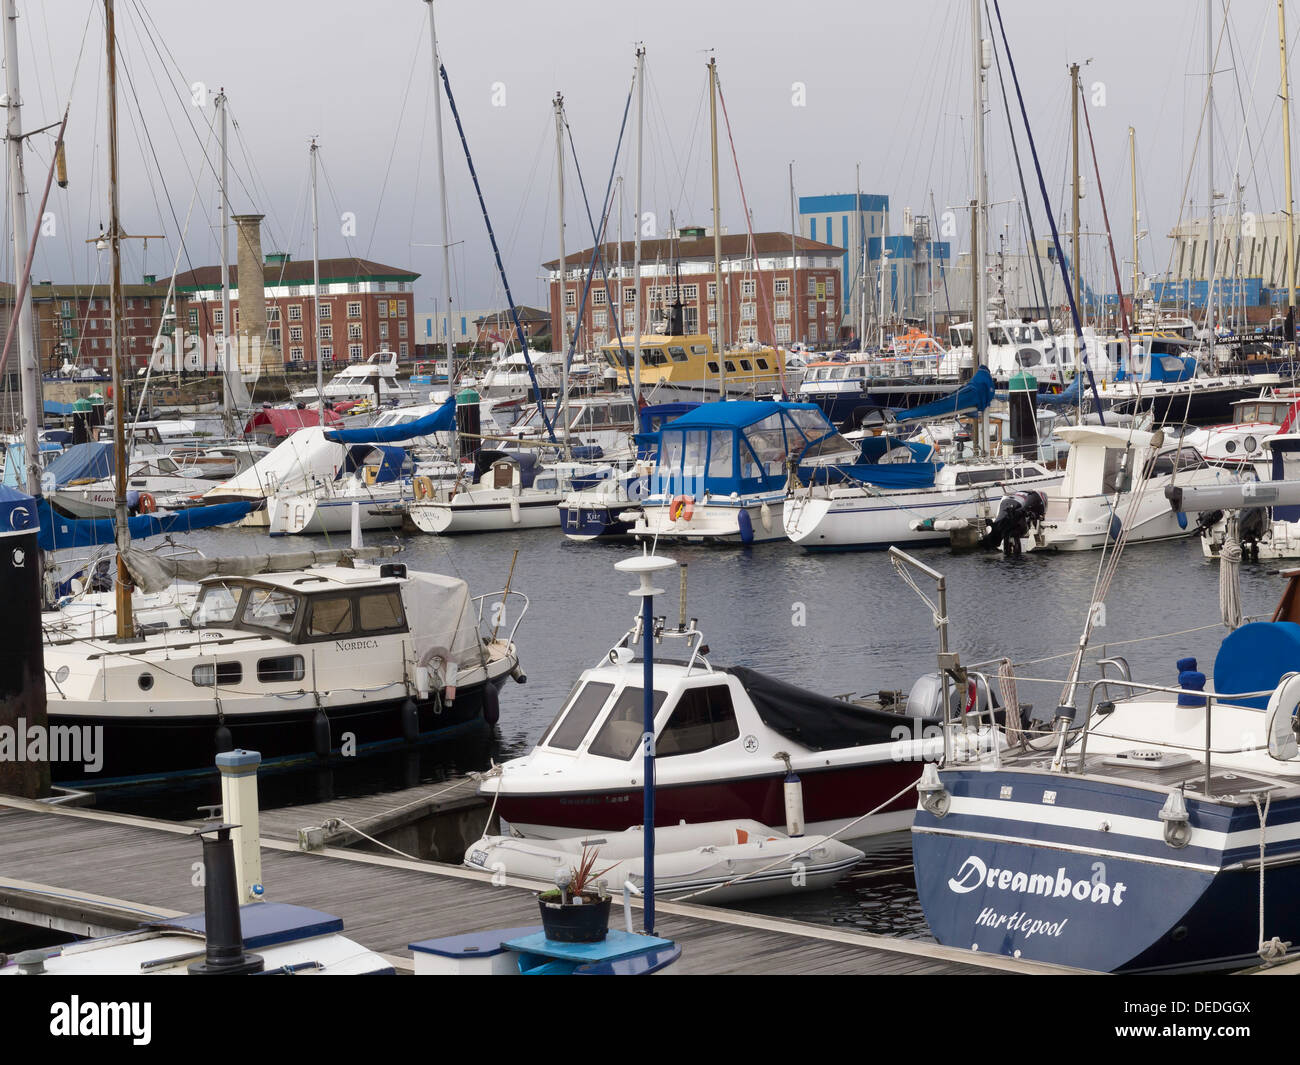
[7,1,1294,316]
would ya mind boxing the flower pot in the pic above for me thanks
[538,893,612,943]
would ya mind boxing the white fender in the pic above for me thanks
[509,497,521,524]
[445,660,459,705]
[760,501,772,533]
[1266,671,1300,761]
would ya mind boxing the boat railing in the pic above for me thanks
[471,588,530,648]
[1078,677,1278,793]
[603,620,711,676]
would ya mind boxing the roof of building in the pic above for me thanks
[174,257,420,293]
[3,281,169,300]
[472,306,550,325]
[542,232,842,271]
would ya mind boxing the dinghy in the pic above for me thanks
[464,820,863,904]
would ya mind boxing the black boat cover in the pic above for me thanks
[724,665,940,753]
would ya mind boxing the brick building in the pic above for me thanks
[173,254,419,371]
[543,228,845,352]
[471,306,551,352]
[28,280,169,374]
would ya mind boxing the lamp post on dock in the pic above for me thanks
[614,552,676,935]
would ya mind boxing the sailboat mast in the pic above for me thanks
[632,47,644,406]
[857,165,867,350]
[1205,0,1216,353]
[310,138,323,426]
[970,0,988,454]
[789,162,799,347]
[4,0,38,497]
[104,0,132,641]
[1280,0,1296,316]
[1070,62,1081,322]
[709,56,724,397]
[217,89,235,429]
[425,0,456,385]
[1129,127,1139,320]
[554,91,569,449]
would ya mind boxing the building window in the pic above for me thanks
[377,282,386,292]
[320,324,332,340]
[682,284,699,300]
[267,306,280,321]
[289,326,303,343]
[623,287,637,304]
[348,323,362,340]
[288,304,302,321]
[398,301,407,317]
[268,327,282,347]
[826,276,835,295]
[379,322,389,339]
[564,290,576,307]
[623,308,636,327]
[321,345,333,362]
[565,311,576,330]
[808,300,816,319]
[775,323,791,342]
[707,305,717,323]
[741,280,756,297]
[593,289,607,306]
[707,282,717,301]
[187,309,199,328]
[808,278,816,294]
[776,301,790,320]
[347,301,361,318]
[318,302,332,320]
[348,345,363,362]
[290,346,304,362]
[740,302,756,321]
[594,310,608,328]
[378,301,388,318]
[398,321,408,339]
[348,282,360,294]
[399,342,409,357]
[214,309,224,326]
[774,278,790,296]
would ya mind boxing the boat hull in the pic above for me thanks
[48,678,506,786]
[494,759,924,848]
[912,768,1300,973]
[407,493,561,534]
[268,494,407,536]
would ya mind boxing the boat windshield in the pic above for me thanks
[192,581,242,628]
[587,686,669,760]
[543,680,615,750]
[240,587,301,635]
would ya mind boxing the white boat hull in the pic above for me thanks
[407,490,561,534]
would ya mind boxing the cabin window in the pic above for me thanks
[307,596,355,637]
[544,681,615,750]
[725,361,737,373]
[706,430,735,480]
[740,359,752,371]
[756,358,769,370]
[1102,448,1134,495]
[193,661,242,687]
[668,346,688,362]
[240,588,299,635]
[258,655,305,682]
[359,591,405,633]
[691,344,709,355]
[613,404,635,423]
[657,685,740,757]
[707,361,719,373]
[192,582,240,627]
[954,468,1011,486]
[587,687,670,760]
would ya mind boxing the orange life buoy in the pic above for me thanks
[669,494,694,522]
[413,475,434,501]
[138,492,157,514]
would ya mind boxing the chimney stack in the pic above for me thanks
[233,213,277,374]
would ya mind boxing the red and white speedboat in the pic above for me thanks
[482,618,994,846]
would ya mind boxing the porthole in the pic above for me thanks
[138,672,155,692]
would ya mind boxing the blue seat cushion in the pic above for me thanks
[1212,621,1300,710]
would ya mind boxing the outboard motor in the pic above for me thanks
[981,490,1047,555]
[1239,506,1270,561]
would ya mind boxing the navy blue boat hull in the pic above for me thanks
[912,768,1300,973]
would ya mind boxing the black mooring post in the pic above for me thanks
[188,823,264,975]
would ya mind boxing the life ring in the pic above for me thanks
[963,679,978,715]
[669,494,694,522]
[413,475,434,501]
[138,492,157,514]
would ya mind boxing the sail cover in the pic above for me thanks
[402,570,488,673]
[326,397,456,444]
[894,366,995,424]
[38,499,253,552]
[122,544,399,594]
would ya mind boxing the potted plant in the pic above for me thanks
[537,844,618,943]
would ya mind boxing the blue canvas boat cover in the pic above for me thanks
[41,441,114,487]
[326,396,456,444]
[1038,375,1082,406]
[37,499,253,551]
[895,367,995,424]
[341,444,409,483]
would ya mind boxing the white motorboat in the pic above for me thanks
[406,449,571,534]
[267,445,412,536]
[41,559,527,783]
[51,454,216,518]
[481,613,995,847]
[627,400,859,545]
[464,820,864,903]
[290,350,416,405]
[1038,425,1245,551]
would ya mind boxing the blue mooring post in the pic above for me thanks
[615,553,676,936]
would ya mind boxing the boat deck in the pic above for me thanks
[0,796,1077,975]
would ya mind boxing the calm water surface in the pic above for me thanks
[84,522,1284,935]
